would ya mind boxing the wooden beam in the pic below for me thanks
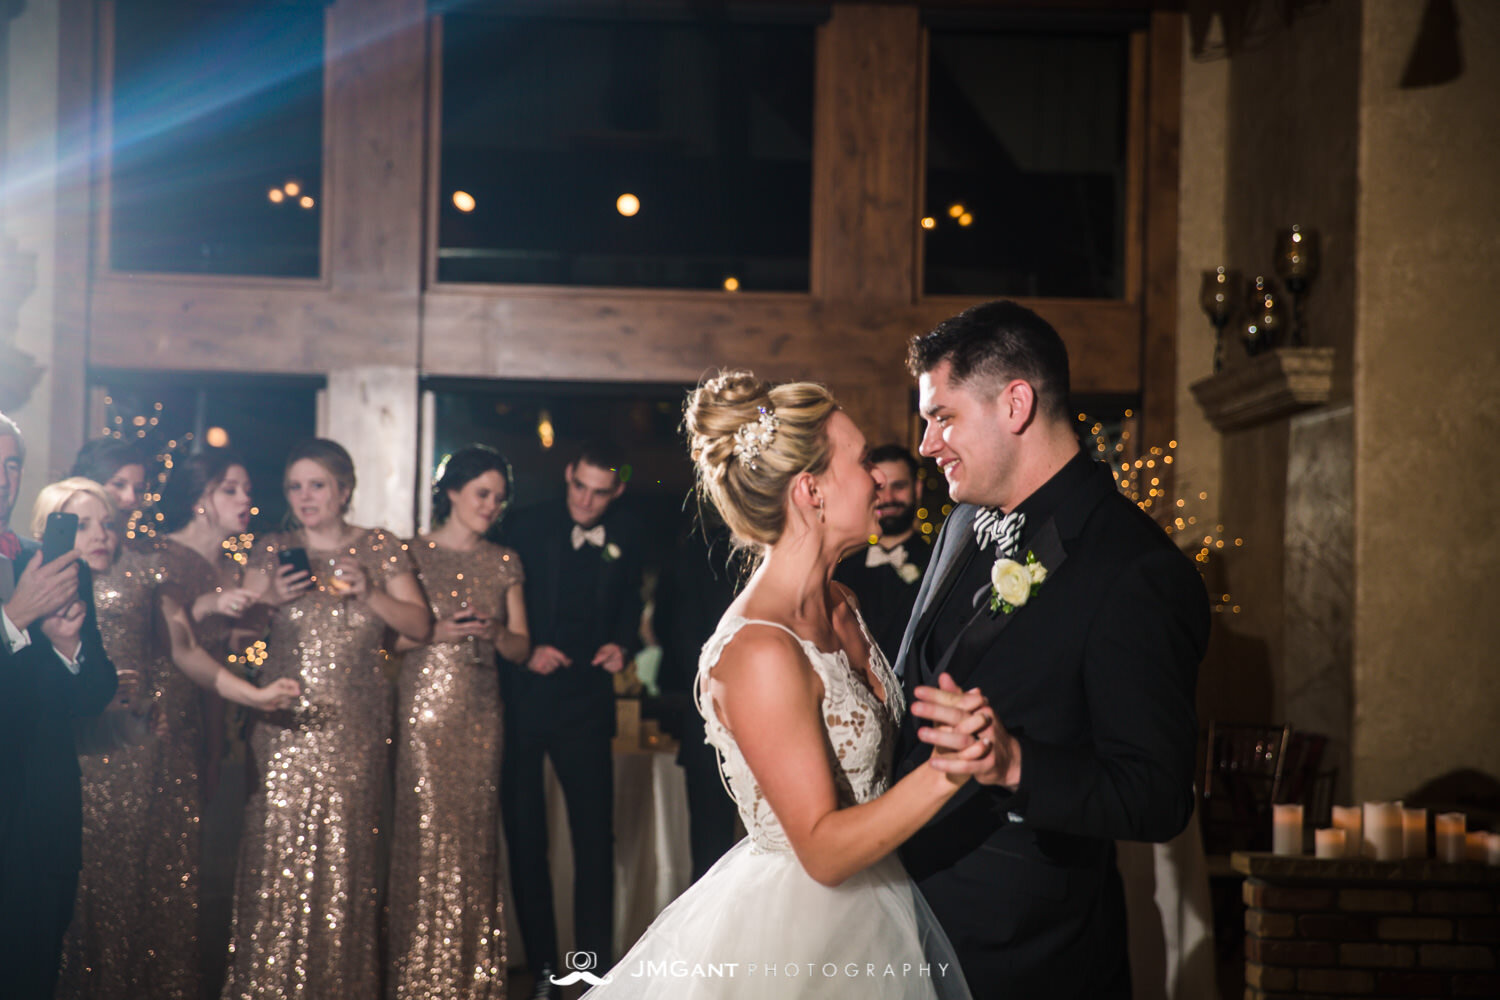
[89,278,421,372]
[324,0,427,301]
[1140,9,1182,456]
[811,4,924,303]
[418,288,1140,393]
[48,0,96,473]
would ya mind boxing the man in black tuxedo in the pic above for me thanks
[894,303,1210,999]
[833,443,933,665]
[0,413,119,999]
[500,443,644,997]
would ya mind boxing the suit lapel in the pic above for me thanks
[935,518,1069,687]
[894,506,975,687]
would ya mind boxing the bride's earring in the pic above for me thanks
[816,502,826,524]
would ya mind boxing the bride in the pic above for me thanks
[581,372,993,999]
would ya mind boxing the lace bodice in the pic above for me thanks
[695,612,905,852]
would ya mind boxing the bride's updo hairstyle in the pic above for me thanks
[685,370,839,548]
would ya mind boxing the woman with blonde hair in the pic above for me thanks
[46,473,298,1000]
[580,372,991,999]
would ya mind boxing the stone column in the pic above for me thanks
[318,366,420,538]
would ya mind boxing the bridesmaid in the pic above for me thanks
[138,447,290,996]
[50,473,298,999]
[70,437,150,514]
[223,438,430,1000]
[388,446,529,1000]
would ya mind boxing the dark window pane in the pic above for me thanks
[924,29,1130,299]
[438,13,814,291]
[109,3,325,277]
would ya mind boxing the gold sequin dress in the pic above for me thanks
[387,539,523,1000]
[143,538,241,999]
[223,528,414,1000]
[57,553,160,999]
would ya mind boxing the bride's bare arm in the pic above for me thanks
[707,626,989,888]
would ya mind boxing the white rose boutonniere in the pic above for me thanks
[989,550,1047,615]
[897,563,922,585]
[603,542,622,562]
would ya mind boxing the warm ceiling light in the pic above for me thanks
[452,190,476,213]
[722,276,740,292]
[284,180,302,197]
[299,195,315,209]
[616,193,640,217]
[947,203,965,218]
[920,217,936,230]
[268,188,285,204]
[205,426,230,448]
[958,212,973,227]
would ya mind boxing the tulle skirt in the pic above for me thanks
[581,839,970,999]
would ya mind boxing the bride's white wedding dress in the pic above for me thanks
[583,613,971,999]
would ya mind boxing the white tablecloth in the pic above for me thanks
[504,751,694,967]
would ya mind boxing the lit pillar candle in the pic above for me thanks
[1402,808,1428,859]
[1435,813,1466,863]
[1466,832,1488,863]
[1273,803,1304,856]
[1364,802,1403,861]
[1315,828,1346,859]
[1332,805,1363,858]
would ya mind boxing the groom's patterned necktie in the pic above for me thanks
[972,509,1025,559]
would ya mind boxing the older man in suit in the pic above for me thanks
[0,412,118,999]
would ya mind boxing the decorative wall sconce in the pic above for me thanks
[1202,224,1318,367]
[1274,225,1319,346]
[1199,267,1242,373]
[1243,275,1285,357]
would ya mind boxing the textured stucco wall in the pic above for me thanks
[1206,2,1362,733]
[1351,0,1500,801]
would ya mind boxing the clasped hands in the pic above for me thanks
[526,642,626,676]
[911,673,1021,789]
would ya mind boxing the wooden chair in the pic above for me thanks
[1200,722,1291,855]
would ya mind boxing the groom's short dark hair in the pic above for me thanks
[907,300,1072,421]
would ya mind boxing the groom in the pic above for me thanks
[894,302,1209,999]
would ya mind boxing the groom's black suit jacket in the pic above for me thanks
[498,502,644,737]
[895,452,1209,1000]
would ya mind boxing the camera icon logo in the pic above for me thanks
[550,950,612,986]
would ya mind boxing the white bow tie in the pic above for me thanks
[571,523,607,550]
[865,543,908,569]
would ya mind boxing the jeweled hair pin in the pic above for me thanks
[732,407,779,470]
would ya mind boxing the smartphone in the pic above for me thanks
[277,547,312,577]
[41,511,79,563]
[41,510,92,605]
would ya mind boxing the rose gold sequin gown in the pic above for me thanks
[144,538,241,998]
[387,540,524,1000]
[223,528,414,1000]
[57,553,160,999]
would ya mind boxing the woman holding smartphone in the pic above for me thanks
[224,438,430,1000]
[44,472,298,1000]
[387,445,528,1000]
